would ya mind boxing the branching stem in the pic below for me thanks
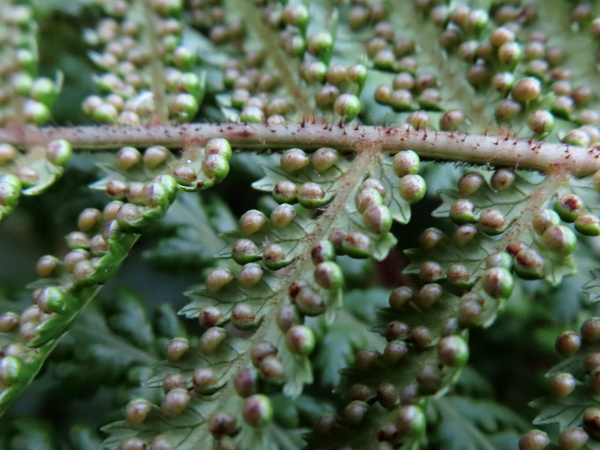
[2,123,599,176]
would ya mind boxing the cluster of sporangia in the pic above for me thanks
[187,0,244,46]
[0,2,61,127]
[447,167,600,286]
[3,0,600,448]
[0,139,72,220]
[209,0,367,123]
[429,167,600,335]
[84,0,204,124]
[0,170,177,399]
[217,45,294,125]
[108,136,232,199]
[367,1,600,144]
[110,143,430,449]
[0,2,73,219]
[305,155,600,448]
[519,317,600,450]
[2,134,232,445]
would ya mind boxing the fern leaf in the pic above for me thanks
[528,316,600,447]
[0,171,176,415]
[430,396,526,450]
[0,0,72,222]
[583,269,600,304]
[5,0,600,449]
[312,288,388,388]
[531,388,597,432]
[143,192,236,270]
[101,137,430,447]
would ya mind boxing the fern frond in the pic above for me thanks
[84,0,204,124]
[101,134,432,448]
[0,1,71,222]
[4,0,600,449]
[0,170,177,414]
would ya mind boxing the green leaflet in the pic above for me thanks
[433,172,540,224]
[89,143,223,193]
[143,192,235,270]
[531,388,598,432]
[312,288,388,388]
[405,233,493,288]
[88,151,177,188]
[252,154,403,262]
[103,339,250,449]
[0,169,177,415]
[583,268,600,303]
[429,171,577,286]
[0,150,70,223]
[427,367,528,450]
[429,397,526,450]
[0,418,56,449]
[253,152,415,224]
[14,152,67,196]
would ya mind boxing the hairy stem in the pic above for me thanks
[2,123,599,175]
